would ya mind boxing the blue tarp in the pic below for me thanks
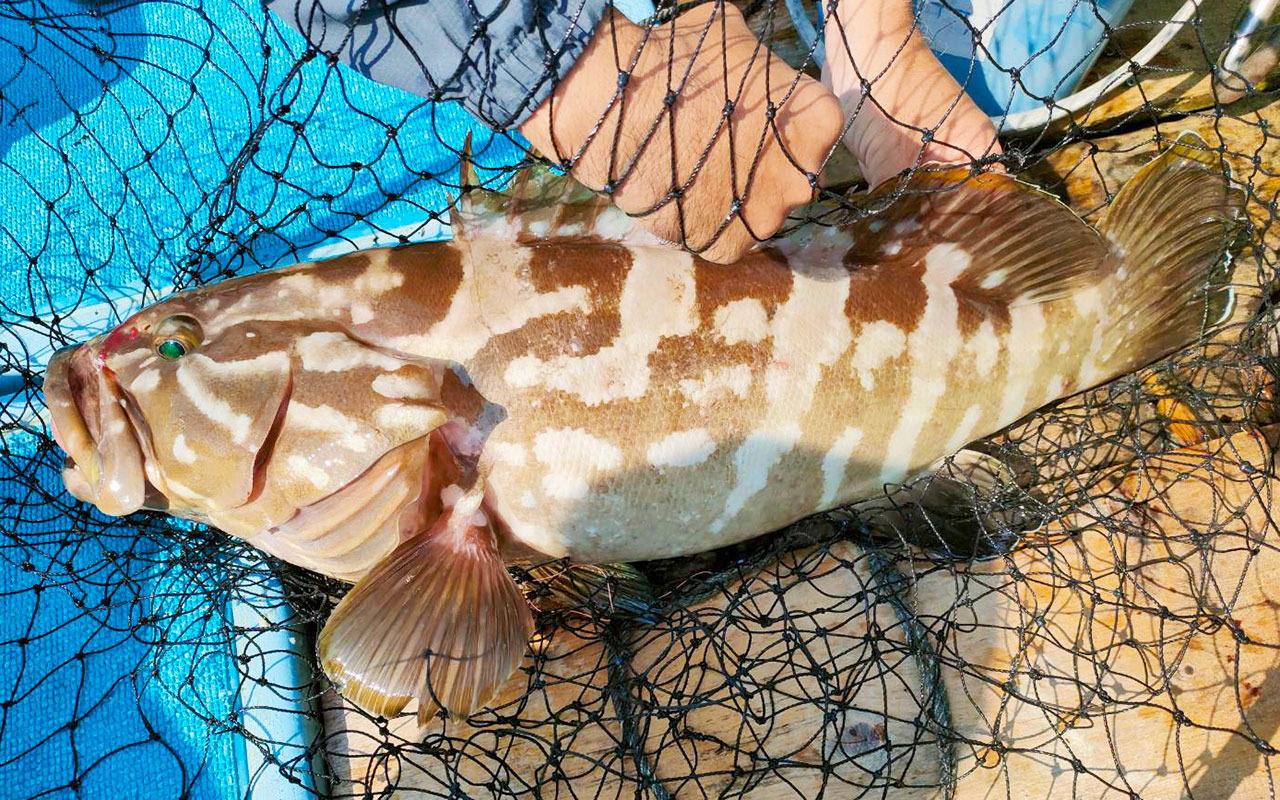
[0,432,321,798]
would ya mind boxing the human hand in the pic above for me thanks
[822,0,1002,189]
[518,4,843,264]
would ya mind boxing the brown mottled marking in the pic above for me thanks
[845,260,929,332]
[646,334,763,397]
[951,272,1014,337]
[520,240,631,358]
[693,248,794,326]
[524,239,629,300]
[372,243,464,330]
[467,245,632,374]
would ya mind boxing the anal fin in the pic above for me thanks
[317,494,534,724]
[525,561,656,621]
[852,447,1040,559]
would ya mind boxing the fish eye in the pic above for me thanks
[153,315,203,360]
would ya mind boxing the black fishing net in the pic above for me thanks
[2,0,1279,797]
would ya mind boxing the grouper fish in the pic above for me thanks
[43,136,1243,723]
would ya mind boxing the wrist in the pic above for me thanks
[518,10,645,174]
[822,0,929,110]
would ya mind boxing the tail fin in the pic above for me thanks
[1093,132,1245,376]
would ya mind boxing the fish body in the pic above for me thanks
[44,136,1243,722]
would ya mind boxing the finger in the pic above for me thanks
[733,77,841,242]
[775,80,843,209]
[777,76,845,175]
[696,218,756,264]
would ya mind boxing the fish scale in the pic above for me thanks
[43,134,1244,724]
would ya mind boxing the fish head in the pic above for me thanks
[44,279,462,530]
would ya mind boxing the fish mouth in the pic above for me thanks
[45,344,149,517]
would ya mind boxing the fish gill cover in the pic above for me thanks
[1,0,1279,798]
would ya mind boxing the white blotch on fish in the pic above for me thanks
[374,403,445,431]
[176,364,253,444]
[288,455,330,489]
[535,428,623,502]
[712,299,769,345]
[849,321,907,391]
[371,373,434,400]
[130,370,160,393]
[678,364,752,406]
[289,403,371,452]
[819,427,863,507]
[712,424,801,533]
[172,434,197,464]
[298,332,405,373]
[647,429,716,469]
[488,441,528,466]
[966,319,1000,378]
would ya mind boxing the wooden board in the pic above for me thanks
[1067,0,1260,131]
[918,428,1280,799]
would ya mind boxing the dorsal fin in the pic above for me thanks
[446,135,664,246]
[840,165,1114,308]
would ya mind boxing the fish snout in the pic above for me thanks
[44,345,147,517]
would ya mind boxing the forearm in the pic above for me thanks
[269,0,606,130]
[518,9,644,175]
[823,0,1000,186]
[824,0,948,125]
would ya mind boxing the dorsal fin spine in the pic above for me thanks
[446,131,477,240]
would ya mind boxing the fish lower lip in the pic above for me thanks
[45,348,101,482]
[61,462,95,505]
[45,345,148,516]
[49,414,65,452]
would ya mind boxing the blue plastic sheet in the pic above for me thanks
[1,0,529,370]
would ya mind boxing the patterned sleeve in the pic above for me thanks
[269,0,606,130]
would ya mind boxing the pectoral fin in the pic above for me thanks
[317,502,534,724]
